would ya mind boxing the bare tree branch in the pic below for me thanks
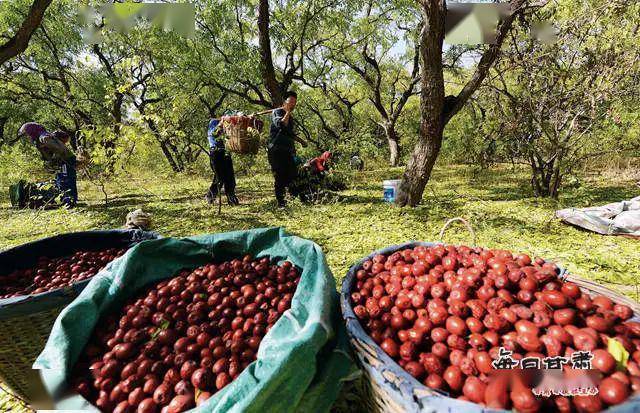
[444,0,529,124]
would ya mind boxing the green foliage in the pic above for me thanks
[0,142,49,201]
[2,164,638,289]
[1,0,639,187]
[466,1,640,197]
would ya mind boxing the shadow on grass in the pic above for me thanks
[81,201,274,234]
[475,182,534,202]
[68,165,640,237]
[336,194,382,205]
[434,165,638,207]
[476,214,548,234]
[561,185,639,207]
[478,182,639,208]
[92,196,154,209]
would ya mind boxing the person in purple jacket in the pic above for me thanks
[18,122,78,207]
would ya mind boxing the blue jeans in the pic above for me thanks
[55,158,78,206]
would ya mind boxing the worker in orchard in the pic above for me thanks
[205,117,239,206]
[18,122,78,207]
[268,91,308,208]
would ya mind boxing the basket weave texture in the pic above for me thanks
[0,306,62,400]
[0,229,159,402]
[222,115,260,154]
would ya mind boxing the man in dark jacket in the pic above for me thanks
[268,91,307,207]
[205,118,239,206]
[18,122,78,207]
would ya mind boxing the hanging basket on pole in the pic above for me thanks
[221,111,271,155]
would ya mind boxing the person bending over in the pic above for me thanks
[18,122,78,207]
[267,91,307,208]
[305,151,332,176]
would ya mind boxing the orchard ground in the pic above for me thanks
[1,163,639,412]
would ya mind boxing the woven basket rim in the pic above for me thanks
[340,241,640,413]
[0,229,160,313]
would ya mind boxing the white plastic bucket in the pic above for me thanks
[383,180,401,202]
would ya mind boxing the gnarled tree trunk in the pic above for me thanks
[144,117,183,173]
[530,156,562,199]
[257,0,283,106]
[103,91,124,171]
[159,140,182,173]
[396,0,525,206]
[396,0,446,206]
[384,122,401,167]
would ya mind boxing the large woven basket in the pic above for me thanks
[340,240,640,413]
[222,115,260,155]
[0,229,159,403]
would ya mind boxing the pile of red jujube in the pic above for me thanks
[350,244,640,412]
[72,255,300,413]
[0,248,126,299]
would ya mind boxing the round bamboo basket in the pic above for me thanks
[222,115,260,154]
[341,236,640,412]
[0,229,159,402]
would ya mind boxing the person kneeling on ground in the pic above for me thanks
[18,122,78,207]
[305,151,332,176]
[268,91,308,208]
[205,117,239,206]
[291,150,346,203]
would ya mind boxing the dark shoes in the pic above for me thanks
[206,190,239,206]
[226,193,240,206]
[205,186,218,204]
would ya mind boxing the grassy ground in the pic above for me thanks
[1,163,639,411]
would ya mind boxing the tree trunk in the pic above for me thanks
[103,92,124,172]
[396,0,446,207]
[530,160,563,199]
[167,139,185,171]
[549,152,564,199]
[529,155,545,197]
[69,128,79,151]
[550,165,561,199]
[257,0,283,106]
[398,127,444,205]
[531,167,548,197]
[144,118,183,172]
[159,140,182,172]
[395,0,523,206]
[384,122,401,166]
[0,117,7,146]
[0,0,53,65]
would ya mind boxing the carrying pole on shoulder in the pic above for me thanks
[251,109,276,117]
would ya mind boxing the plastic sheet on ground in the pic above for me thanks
[556,196,640,237]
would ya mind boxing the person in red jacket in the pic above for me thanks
[305,151,332,175]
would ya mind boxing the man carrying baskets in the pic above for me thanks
[268,91,308,208]
[205,117,239,206]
